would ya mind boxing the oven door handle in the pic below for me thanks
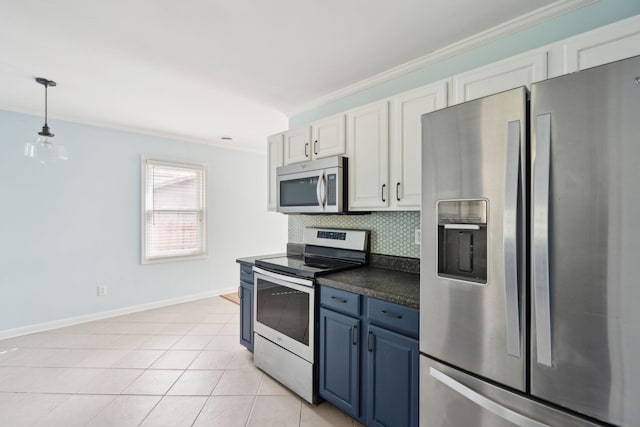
[252,266,315,288]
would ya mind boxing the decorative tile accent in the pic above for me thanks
[288,211,420,258]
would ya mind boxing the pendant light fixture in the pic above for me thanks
[24,77,68,163]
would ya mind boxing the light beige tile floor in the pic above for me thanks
[0,296,362,426]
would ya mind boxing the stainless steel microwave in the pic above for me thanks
[277,156,346,214]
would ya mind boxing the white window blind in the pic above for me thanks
[142,159,207,262]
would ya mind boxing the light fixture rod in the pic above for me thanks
[35,77,56,137]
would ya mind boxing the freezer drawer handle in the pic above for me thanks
[429,367,550,427]
[504,120,522,358]
[533,113,553,367]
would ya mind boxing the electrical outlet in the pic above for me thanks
[415,228,421,245]
[97,286,108,297]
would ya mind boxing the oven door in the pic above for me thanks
[253,267,315,362]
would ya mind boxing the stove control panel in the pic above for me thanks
[303,227,369,251]
[317,231,347,241]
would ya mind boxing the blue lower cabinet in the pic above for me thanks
[239,280,254,351]
[319,307,361,418]
[366,324,419,427]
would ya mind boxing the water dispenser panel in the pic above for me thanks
[437,200,487,284]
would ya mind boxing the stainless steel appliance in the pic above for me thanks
[277,156,346,214]
[420,55,640,426]
[253,227,369,403]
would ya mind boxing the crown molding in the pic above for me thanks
[286,0,596,117]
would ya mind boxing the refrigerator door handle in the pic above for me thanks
[504,120,522,358]
[430,367,550,427]
[533,113,553,367]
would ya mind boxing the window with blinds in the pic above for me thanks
[142,159,207,262]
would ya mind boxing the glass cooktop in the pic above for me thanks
[255,255,362,279]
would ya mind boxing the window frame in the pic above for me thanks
[141,157,208,264]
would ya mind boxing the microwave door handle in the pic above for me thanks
[315,172,324,207]
[320,172,327,206]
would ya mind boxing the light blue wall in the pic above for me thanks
[0,110,287,332]
[290,0,640,126]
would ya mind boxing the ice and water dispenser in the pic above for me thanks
[437,200,488,284]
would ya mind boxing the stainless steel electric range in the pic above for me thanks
[252,227,370,403]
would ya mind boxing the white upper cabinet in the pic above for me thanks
[311,113,346,159]
[561,15,640,73]
[283,114,346,165]
[267,132,284,211]
[347,100,390,211]
[391,81,448,210]
[283,126,312,165]
[452,51,548,104]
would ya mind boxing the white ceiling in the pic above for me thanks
[0,0,582,152]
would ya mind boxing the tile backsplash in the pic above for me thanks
[288,211,420,258]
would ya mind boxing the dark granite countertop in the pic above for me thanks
[236,253,286,266]
[317,267,420,309]
[236,250,420,309]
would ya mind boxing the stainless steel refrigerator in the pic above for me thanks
[420,55,640,426]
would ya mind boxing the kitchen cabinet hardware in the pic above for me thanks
[314,140,318,155]
[368,330,374,352]
[381,309,402,319]
[304,142,309,157]
[396,182,401,201]
[331,296,348,303]
[352,325,358,345]
[381,184,386,202]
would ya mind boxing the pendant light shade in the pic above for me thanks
[25,77,68,163]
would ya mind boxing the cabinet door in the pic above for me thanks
[392,82,447,209]
[283,126,311,165]
[239,280,254,351]
[267,133,284,211]
[311,113,346,159]
[452,51,547,104]
[562,16,640,73]
[367,324,419,427]
[347,100,390,210]
[319,307,361,418]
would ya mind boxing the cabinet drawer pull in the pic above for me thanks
[304,142,310,157]
[381,310,402,319]
[331,296,348,303]
[381,184,386,202]
[368,331,374,352]
[396,182,401,201]
[352,325,358,345]
[238,286,242,299]
[314,140,318,155]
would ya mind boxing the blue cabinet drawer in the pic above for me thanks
[320,286,361,316]
[367,298,419,339]
[240,264,254,283]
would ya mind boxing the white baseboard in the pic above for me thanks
[0,287,238,341]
